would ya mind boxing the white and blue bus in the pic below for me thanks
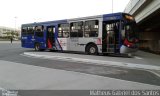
[21,12,139,55]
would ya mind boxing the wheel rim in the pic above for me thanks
[90,47,96,54]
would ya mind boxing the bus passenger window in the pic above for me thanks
[58,24,69,38]
[35,26,44,37]
[53,27,55,33]
[22,27,27,35]
[58,26,63,38]
[63,31,69,38]
[27,26,34,35]
[84,20,99,37]
[70,22,83,37]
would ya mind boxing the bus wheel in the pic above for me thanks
[86,44,98,55]
[35,43,40,51]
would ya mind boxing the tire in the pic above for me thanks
[35,43,40,51]
[86,44,98,55]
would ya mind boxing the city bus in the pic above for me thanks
[21,12,139,55]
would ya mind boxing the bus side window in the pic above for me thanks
[58,24,69,38]
[22,27,27,35]
[84,20,99,37]
[35,25,44,37]
[53,27,55,33]
[70,23,77,37]
[70,22,83,37]
[58,25,63,38]
[27,26,34,35]
[121,22,125,40]
[63,24,69,38]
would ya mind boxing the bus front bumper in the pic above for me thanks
[120,45,138,54]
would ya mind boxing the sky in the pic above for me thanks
[0,0,130,29]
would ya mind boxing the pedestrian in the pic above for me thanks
[10,37,13,43]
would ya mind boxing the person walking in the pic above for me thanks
[10,37,13,43]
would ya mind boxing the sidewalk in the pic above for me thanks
[23,50,160,71]
[0,60,160,90]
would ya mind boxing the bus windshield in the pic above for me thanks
[125,21,138,43]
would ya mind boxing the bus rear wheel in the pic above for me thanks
[86,44,98,55]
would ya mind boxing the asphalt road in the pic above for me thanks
[0,42,160,87]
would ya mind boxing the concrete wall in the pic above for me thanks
[139,31,160,52]
[124,0,160,23]
[124,0,146,15]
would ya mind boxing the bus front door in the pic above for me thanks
[46,26,55,49]
[103,21,120,53]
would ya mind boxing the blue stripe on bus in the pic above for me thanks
[55,38,63,51]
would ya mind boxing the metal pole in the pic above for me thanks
[112,0,113,13]
[14,16,17,39]
[15,17,17,32]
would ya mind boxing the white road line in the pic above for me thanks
[134,56,143,59]
[22,52,160,71]
[147,70,160,78]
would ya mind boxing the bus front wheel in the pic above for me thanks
[86,44,98,55]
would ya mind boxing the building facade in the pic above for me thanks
[0,26,20,39]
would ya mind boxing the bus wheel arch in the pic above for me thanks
[85,42,98,55]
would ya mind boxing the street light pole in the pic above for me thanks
[112,0,114,13]
[14,16,17,39]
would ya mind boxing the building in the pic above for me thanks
[124,0,160,53]
[0,26,20,39]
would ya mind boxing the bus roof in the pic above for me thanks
[22,12,130,26]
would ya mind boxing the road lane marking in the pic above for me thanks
[147,70,160,78]
[134,56,143,59]
[22,52,160,71]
